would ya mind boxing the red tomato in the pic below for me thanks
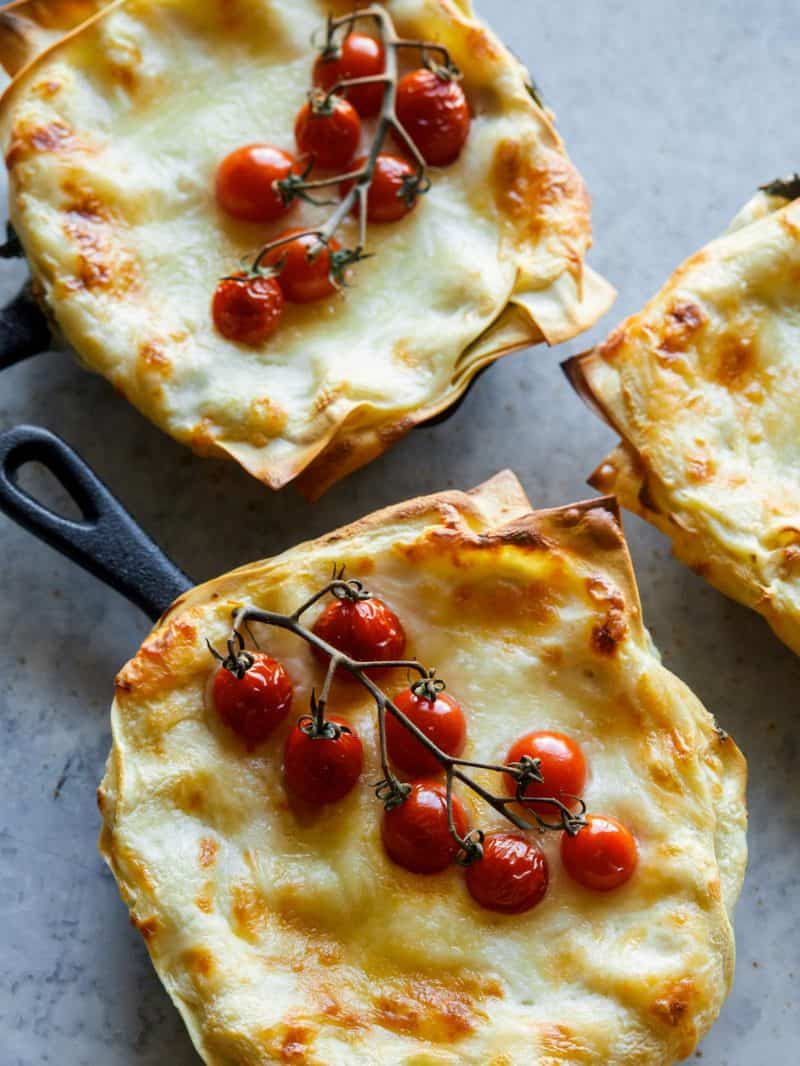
[283,716,363,805]
[312,596,406,665]
[212,273,284,345]
[312,32,385,118]
[465,833,549,913]
[560,815,638,892]
[262,229,342,303]
[341,154,419,223]
[504,731,587,818]
[386,685,467,775]
[395,68,470,166]
[295,94,361,170]
[215,143,300,223]
[381,781,469,874]
[212,652,293,748]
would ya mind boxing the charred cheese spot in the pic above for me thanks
[597,327,627,362]
[198,837,218,868]
[393,339,423,368]
[538,1023,594,1064]
[32,80,63,99]
[657,301,706,354]
[138,339,172,379]
[61,207,137,293]
[248,396,288,440]
[116,617,200,699]
[372,976,497,1044]
[651,977,696,1028]
[259,1021,314,1064]
[491,139,589,247]
[130,914,160,942]
[196,888,214,914]
[686,454,715,483]
[591,611,627,656]
[182,947,216,981]
[453,575,559,628]
[189,417,219,456]
[6,118,79,167]
[714,332,758,388]
[108,41,143,95]
[231,881,269,943]
[313,987,365,1031]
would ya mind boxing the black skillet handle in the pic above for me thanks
[0,224,52,370]
[0,281,52,370]
[0,425,192,622]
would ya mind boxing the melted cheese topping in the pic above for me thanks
[573,190,800,656]
[0,0,613,497]
[100,472,746,1065]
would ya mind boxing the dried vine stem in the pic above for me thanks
[238,4,459,287]
[760,173,800,202]
[210,571,587,865]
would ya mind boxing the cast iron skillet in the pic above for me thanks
[0,423,191,621]
[0,227,484,427]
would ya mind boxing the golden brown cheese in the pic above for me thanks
[0,0,614,497]
[99,471,746,1065]
[567,188,800,655]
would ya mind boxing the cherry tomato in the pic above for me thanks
[395,68,470,166]
[312,32,385,118]
[561,815,638,892]
[312,595,406,665]
[465,833,549,914]
[212,652,293,748]
[504,731,587,818]
[283,715,363,806]
[261,229,342,303]
[341,154,419,223]
[212,273,284,345]
[295,94,361,170]
[215,143,299,223]
[386,685,467,776]
[381,781,469,874]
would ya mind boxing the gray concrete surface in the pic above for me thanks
[0,1,798,1063]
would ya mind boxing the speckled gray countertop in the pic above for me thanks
[0,1,798,1063]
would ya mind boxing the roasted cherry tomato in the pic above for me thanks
[283,715,363,806]
[312,595,406,665]
[341,153,420,223]
[560,815,638,892]
[386,684,467,775]
[312,32,386,118]
[381,781,469,874]
[504,730,587,818]
[295,94,361,170]
[215,143,299,223]
[395,68,470,166]
[212,652,293,748]
[212,273,284,345]
[465,832,549,914]
[262,229,342,303]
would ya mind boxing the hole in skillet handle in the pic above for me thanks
[0,425,192,622]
